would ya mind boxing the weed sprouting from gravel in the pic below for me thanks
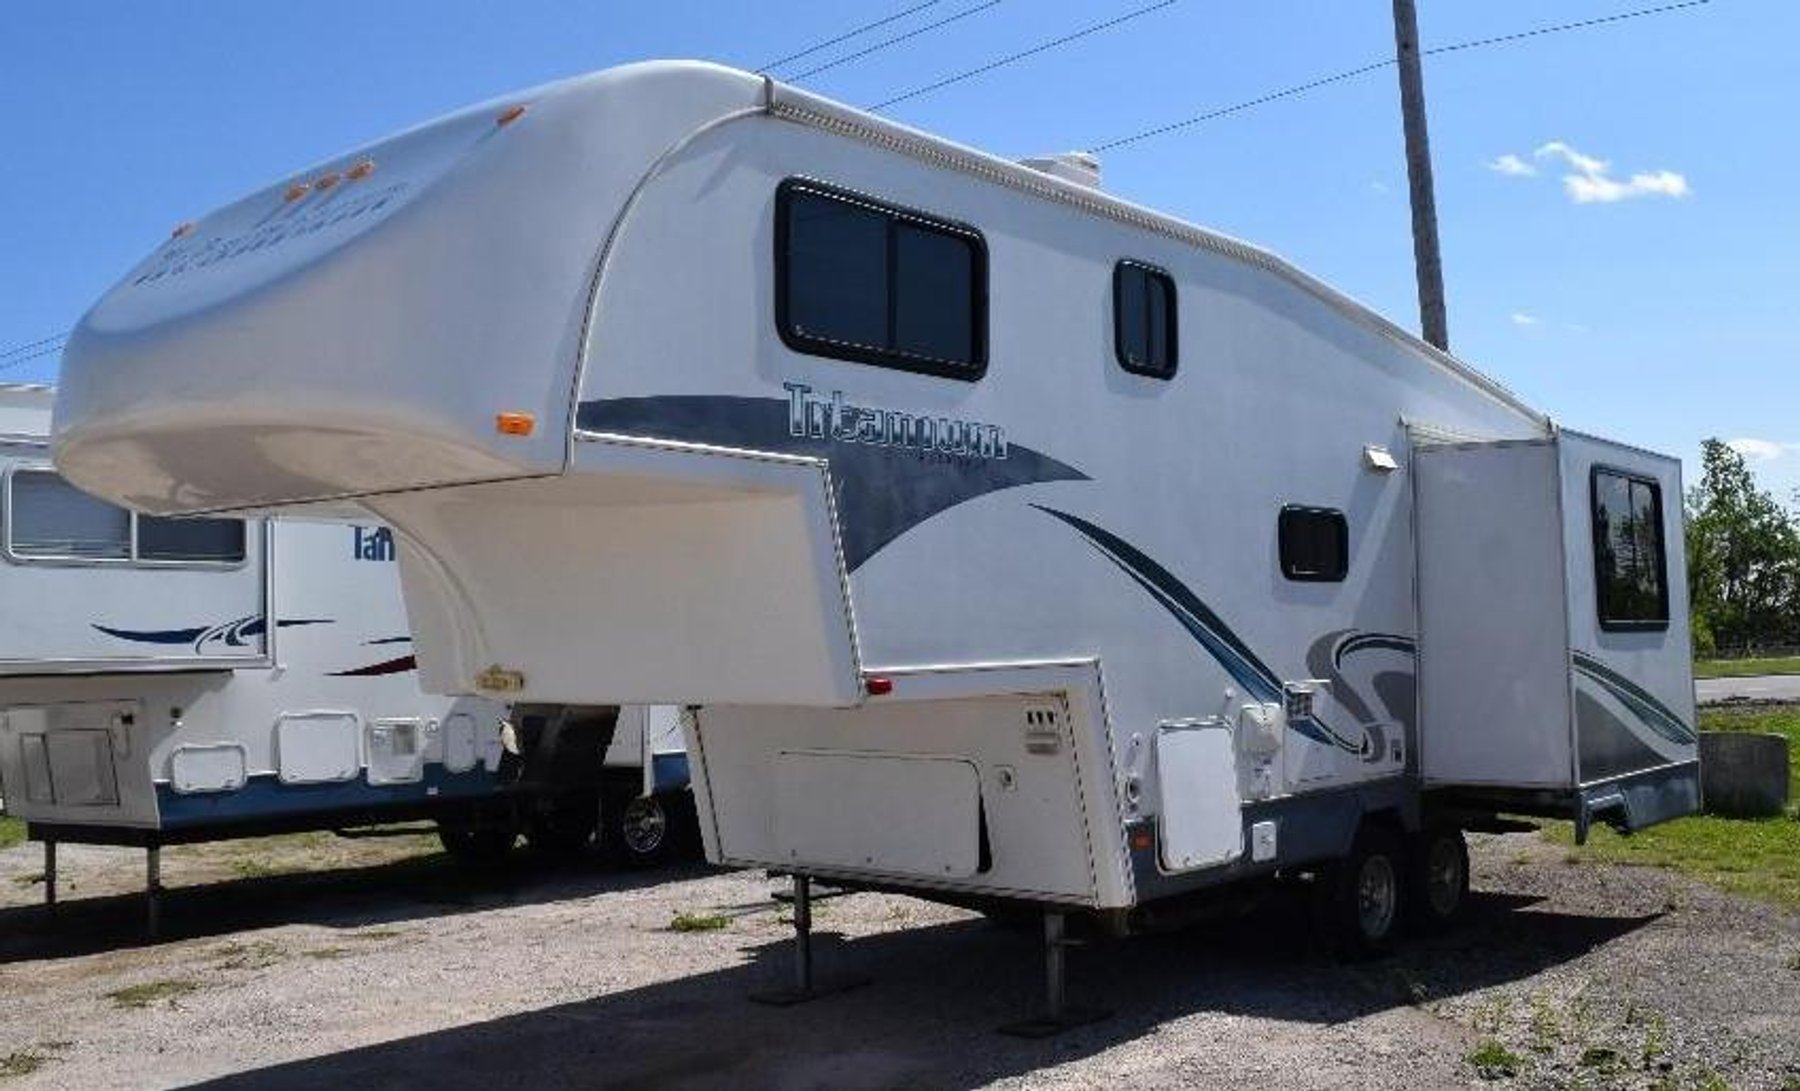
[0,1052,46,1079]
[1785,949,1800,971]
[10,872,45,888]
[107,980,199,1009]
[305,948,353,961]
[668,912,729,933]
[1467,1039,1524,1080]
[212,940,286,971]
[1527,992,1562,1054]
[348,928,405,942]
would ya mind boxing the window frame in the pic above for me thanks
[1112,259,1179,379]
[774,177,990,381]
[1588,465,1671,632]
[2,462,248,570]
[1278,504,1350,583]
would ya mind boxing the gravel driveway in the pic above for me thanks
[0,832,1795,1090]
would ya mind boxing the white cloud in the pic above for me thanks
[1533,141,1691,203]
[1726,438,1800,462]
[1368,179,1391,195]
[1510,312,1540,327]
[1487,153,1537,177]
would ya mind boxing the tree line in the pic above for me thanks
[1686,439,1800,656]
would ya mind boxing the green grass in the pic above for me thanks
[668,911,729,933]
[106,979,199,1009]
[1548,706,1800,908]
[1467,1040,1525,1079]
[1693,655,1800,679]
[0,816,24,850]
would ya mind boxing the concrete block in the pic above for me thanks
[1699,732,1791,818]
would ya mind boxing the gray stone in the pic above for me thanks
[1699,732,1792,818]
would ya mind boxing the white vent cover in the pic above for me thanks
[1018,151,1101,189]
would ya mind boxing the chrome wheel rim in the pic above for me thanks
[1357,854,1398,940]
[621,796,667,855]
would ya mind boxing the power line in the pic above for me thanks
[0,342,67,373]
[0,332,68,361]
[789,2,1004,83]
[868,0,1179,112]
[1090,0,1713,153]
[757,1,945,74]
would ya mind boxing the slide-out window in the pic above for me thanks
[1278,505,1348,583]
[5,467,245,566]
[777,179,987,380]
[1113,261,1178,378]
[1590,467,1669,630]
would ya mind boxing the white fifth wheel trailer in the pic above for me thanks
[0,385,693,933]
[49,62,1697,1019]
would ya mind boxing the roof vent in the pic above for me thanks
[1019,151,1101,190]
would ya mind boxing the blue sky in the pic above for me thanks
[3,1,1793,500]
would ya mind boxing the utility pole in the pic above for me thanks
[1392,0,1449,352]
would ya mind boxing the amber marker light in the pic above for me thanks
[284,182,310,202]
[1129,829,1154,851]
[346,160,375,181]
[496,104,527,127]
[495,411,535,437]
[170,222,195,239]
[314,172,342,191]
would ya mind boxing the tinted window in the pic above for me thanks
[1591,468,1668,629]
[9,469,130,559]
[138,514,247,563]
[1279,506,1348,582]
[1114,261,1178,378]
[784,192,888,350]
[893,222,976,363]
[778,180,987,379]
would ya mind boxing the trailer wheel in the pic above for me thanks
[436,821,517,866]
[526,793,599,857]
[606,788,698,867]
[1405,825,1469,934]
[1324,824,1404,957]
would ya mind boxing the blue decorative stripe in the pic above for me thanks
[1034,505,1366,755]
[95,616,332,654]
[156,765,500,829]
[1572,651,1696,746]
[1332,631,1416,671]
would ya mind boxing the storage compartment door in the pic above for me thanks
[772,752,982,879]
[1155,720,1243,872]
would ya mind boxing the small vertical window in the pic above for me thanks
[777,179,987,379]
[1113,260,1178,378]
[1591,468,1669,630]
[1278,506,1348,582]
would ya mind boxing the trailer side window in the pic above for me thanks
[1590,468,1668,630]
[1278,506,1348,582]
[777,179,987,379]
[1113,261,1177,378]
[5,467,246,566]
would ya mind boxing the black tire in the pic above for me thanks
[436,820,518,866]
[1323,823,1405,958]
[607,788,674,867]
[1405,825,1469,935]
[525,793,600,858]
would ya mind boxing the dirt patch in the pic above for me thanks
[0,831,1791,1089]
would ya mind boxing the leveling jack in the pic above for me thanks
[749,874,871,1006]
[996,910,1109,1039]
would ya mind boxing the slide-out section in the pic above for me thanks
[1414,432,1697,837]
